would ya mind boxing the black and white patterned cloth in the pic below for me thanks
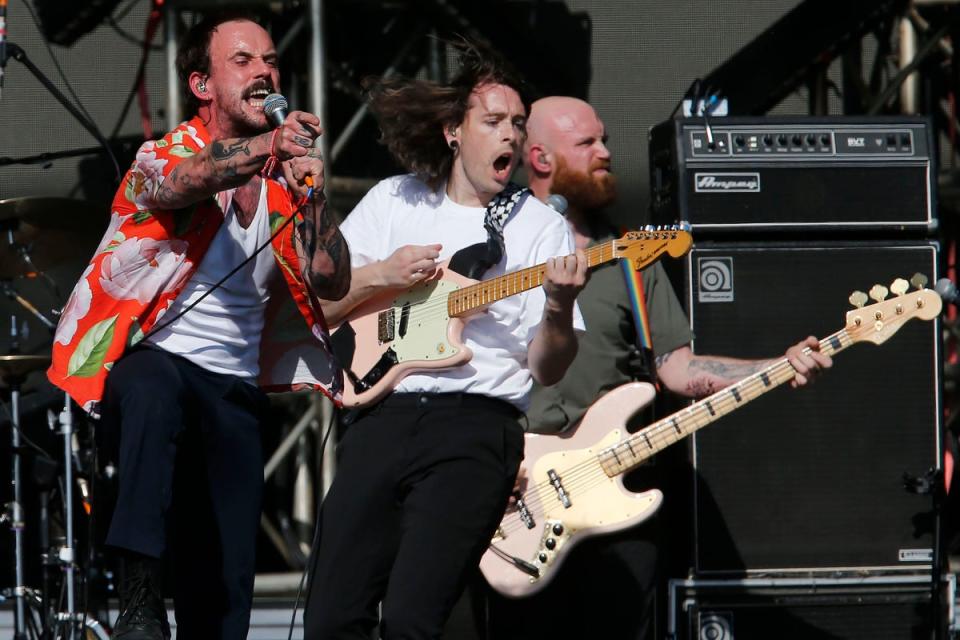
[448,182,529,279]
[483,182,528,267]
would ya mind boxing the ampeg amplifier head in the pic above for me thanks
[649,116,935,235]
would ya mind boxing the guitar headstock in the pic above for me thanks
[616,224,693,270]
[845,274,941,345]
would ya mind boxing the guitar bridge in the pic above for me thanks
[378,309,395,343]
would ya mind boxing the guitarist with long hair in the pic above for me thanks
[302,46,588,638]
[479,96,834,640]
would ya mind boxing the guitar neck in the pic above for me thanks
[598,329,854,477]
[447,241,619,317]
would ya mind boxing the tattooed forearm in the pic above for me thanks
[207,139,268,185]
[211,140,253,160]
[683,355,770,398]
[687,357,766,380]
[298,196,351,300]
[654,350,673,370]
[149,133,272,210]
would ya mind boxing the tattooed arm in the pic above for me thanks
[295,195,351,301]
[279,144,351,301]
[656,337,831,399]
[148,111,322,210]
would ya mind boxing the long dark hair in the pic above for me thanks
[365,40,529,190]
[176,9,264,118]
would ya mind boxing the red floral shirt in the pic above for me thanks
[48,117,343,415]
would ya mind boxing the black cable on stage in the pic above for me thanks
[286,405,338,640]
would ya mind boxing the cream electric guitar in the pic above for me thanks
[479,276,942,598]
[334,228,693,408]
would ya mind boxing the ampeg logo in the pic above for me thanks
[694,172,761,193]
[699,611,734,640]
[698,257,734,303]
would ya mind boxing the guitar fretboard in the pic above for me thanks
[597,330,854,477]
[446,241,620,317]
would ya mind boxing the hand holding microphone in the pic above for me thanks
[263,93,324,197]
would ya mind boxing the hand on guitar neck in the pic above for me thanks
[529,249,589,385]
[785,335,833,387]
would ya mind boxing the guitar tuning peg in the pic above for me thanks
[890,278,909,296]
[910,273,928,290]
[643,225,655,232]
[869,284,889,302]
[849,290,868,308]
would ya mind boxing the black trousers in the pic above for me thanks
[98,345,269,640]
[304,393,524,640]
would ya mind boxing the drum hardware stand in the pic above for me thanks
[55,393,79,639]
[1,278,57,333]
[5,319,32,640]
[1,272,85,638]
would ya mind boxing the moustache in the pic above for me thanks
[243,81,277,99]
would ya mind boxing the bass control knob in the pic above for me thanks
[545,538,556,550]
[552,523,564,535]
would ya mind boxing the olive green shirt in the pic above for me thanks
[524,229,693,433]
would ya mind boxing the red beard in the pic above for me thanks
[551,155,617,211]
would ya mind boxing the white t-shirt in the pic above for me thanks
[341,175,585,409]
[149,181,277,379]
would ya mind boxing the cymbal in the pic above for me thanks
[0,354,51,379]
[0,197,108,279]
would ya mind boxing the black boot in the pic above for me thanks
[113,552,171,640]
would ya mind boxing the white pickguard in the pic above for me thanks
[387,280,462,362]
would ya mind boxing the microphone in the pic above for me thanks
[0,0,8,100]
[935,278,959,306]
[263,93,318,195]
[263,92,288,128]
[546,193,568,215]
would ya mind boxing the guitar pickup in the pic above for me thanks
[547,469,571,508]
[378,309,395,343]
[514,492,535,529]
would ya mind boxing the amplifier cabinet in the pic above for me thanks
[668,576,938,640]
[672,240,942,575]
[649,116,935,234]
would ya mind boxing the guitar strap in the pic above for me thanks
[620,250,661,391]
[449,182,529,279]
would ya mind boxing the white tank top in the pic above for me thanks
[149,181,278,379]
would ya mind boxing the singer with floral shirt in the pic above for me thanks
[46,10,349,640]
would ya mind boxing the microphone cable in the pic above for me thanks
[141,188,315,342]
[285,404,338,640]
